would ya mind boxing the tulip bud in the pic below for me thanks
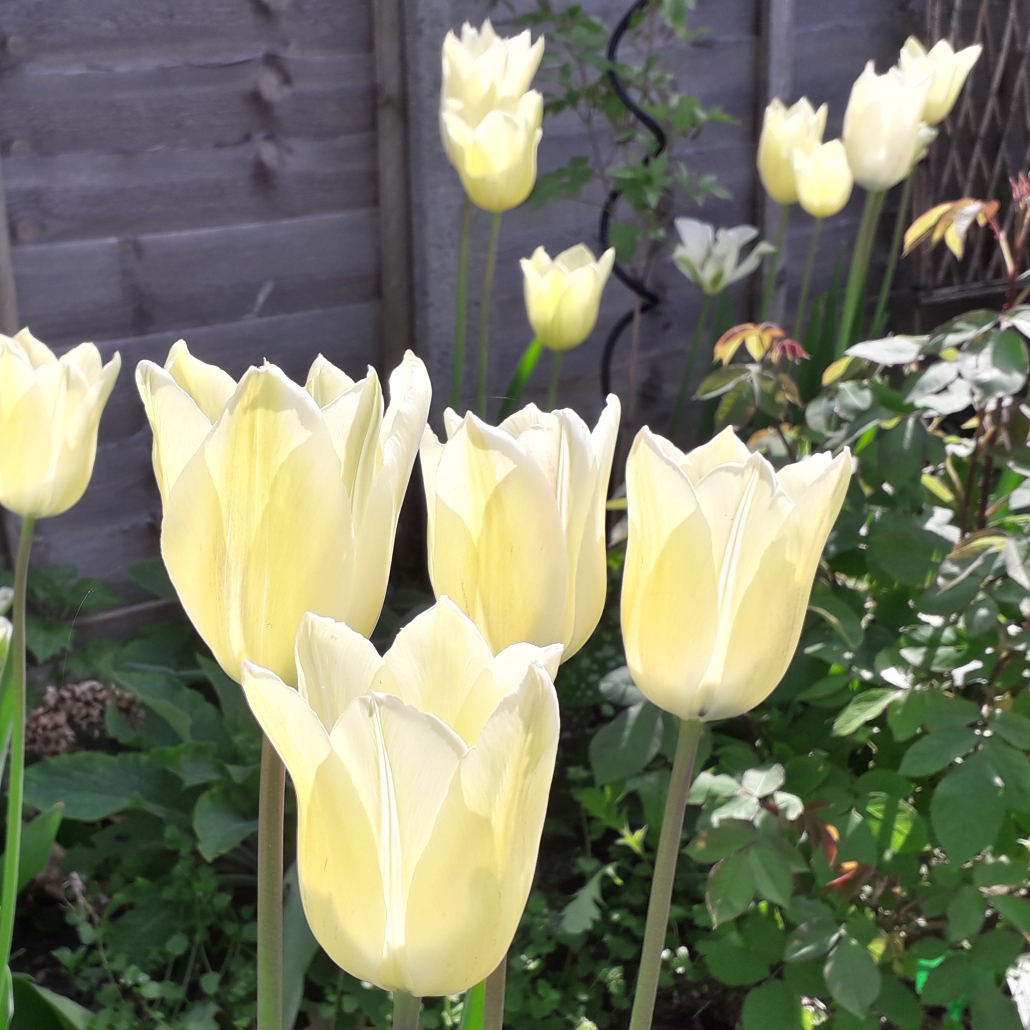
[0,330,120,519]
[621,427,851,722]
[793,139,854,219]
[440,20,544,138]
[420,396,620,659]
[136,342,431,685]
[440,91,543,212]
[899,36,981,125]
[241,600,561,997]
[757,97,828,205]
[521,244,615,352]
[842,62,931,191]
[672,219,776,296]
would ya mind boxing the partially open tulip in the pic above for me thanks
[241,600,561,997]
[793,139,854,218]
[842,62,931,191]
[136,342,430,685]
[622,427,851,722]
[0,330,120,519]
[521,244,615,352]
[440,20,544,138]
[440,91,543,212]
[672,219,775,296]
[899,36,982,125]
[420,397,620,659]
[757,97,827,206]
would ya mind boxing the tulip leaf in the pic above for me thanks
[498,338,544,421]
[706,850,754,927]
[10,974,89,1030]
[457,981,485,1030]
[193,786,258,861]
[589,702,664,785]
[0,803,64,894]
[832,689,902,737]
[741,979,803,1030]
[931,752,1004,865]
[898,726,979,777]
[824,935,881,1016]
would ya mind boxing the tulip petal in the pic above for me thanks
[164,340,237,423]
[240,661,330,800]
[382,597,494,735]
[59,342,102,381]
[427,415,569,652]
[0,366,57,516]
[622,429,720,719]
[10,329,57,369]
[305,354,356,407]
[679,426,752,483]
[330,693,466,991]
[295,612,387,733]
[136,362,215,504]
[161,364,353,685]
[320,369,383,508]
[404,661,559,997]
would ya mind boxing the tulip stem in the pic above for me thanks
[870,173,913,338]
[670,295,711,439]
[0,516,34,977]
[483,955,507,1030]
[257,736,285,1030]
[836,189,886,356]
[451,196,474,411]
[393,992,422,1030]
[477,212,503,418]
[793,217,822,340]
[759,204,789,322]
[547,351,562,411]
[627,718,703,1030]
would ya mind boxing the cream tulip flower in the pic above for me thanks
[420,396,620,659]
[440,90,543,212]
[622,427,851,722]
[899,36,982,125]
[240,600,561,997]
[135,342,430,685]
[842,62,931,191]
[757,97,828,206]
[0,330,120,518]
[793,139,854,219]
[521,244,616,352]
[440,19,544,136]
[672,219,775,296]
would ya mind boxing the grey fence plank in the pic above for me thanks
[4,134,377,246]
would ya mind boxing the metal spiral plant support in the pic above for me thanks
[599,0,667,398]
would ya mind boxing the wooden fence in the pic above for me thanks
[0,0,920,617]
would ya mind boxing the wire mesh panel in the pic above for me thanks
[917,0,1030,299]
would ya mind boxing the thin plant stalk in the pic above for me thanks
[760,204,789,321]
[870,173,914,337]
[627,718,703,1030]
[483,955,507,1030]
[498,338,543,420]
[836,189,886,355]
[257,736,286,1030]
[477,212,503,418]
[393,992,422,1030]
[793,217,822,340]
[547,351,562,411]
[0,517,34,976]
[451,197,474,410]
[670,295,711,437]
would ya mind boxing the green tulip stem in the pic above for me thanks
[836,188,886,356]
[483,955,507,1030]
[547,351,562,411]
[670,294,711,438]
[870,173,913,338]
[451,197,474,411]
[393,992,422,1030]
[477,211,503,418]
[499,338,543,420]
[0,516,34,976]
[759,204,789,321]
[256,736,285,1030]
[793,217,823,340]
[627,718,703,1030]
